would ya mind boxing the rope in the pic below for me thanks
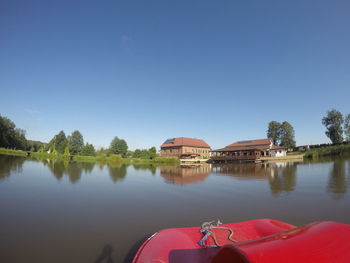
[198,220,238,248]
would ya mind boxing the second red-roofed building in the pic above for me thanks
[160,137,211,159]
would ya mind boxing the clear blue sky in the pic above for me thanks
[1,0,349,150]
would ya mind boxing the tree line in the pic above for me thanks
[0,114,158,159]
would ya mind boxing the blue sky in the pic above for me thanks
[1,0,349,150]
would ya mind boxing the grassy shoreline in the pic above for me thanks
[0,148,28,157]
[0,148,180,165]
[304,144,350,159]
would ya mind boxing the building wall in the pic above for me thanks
[161,146,210,158]
[269,149,287,157]
[160,146,182,157]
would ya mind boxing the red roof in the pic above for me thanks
[213,138,274,152]
[161,137,211,148]
[271,145,287,150]
[227,138,272,148]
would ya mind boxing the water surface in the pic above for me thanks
[1,155,350,263]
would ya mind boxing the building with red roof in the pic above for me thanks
[210,138,287,163]
[160,137,211,159]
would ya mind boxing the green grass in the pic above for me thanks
[31,151,65,159]
[0,148,28,157]
[304,144,350,159]
[0,148,180,166]
[73,155,97,162]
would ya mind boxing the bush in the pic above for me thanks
[108,154,123,163]
[153,157,180,164]
[304,144,350,159]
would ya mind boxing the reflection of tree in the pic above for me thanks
[67,162,82,184]
[133,164,156,175]
[328,159,347,199]
[268,163,297,196]
[47,160,65,181]
[80,162,95,173]
[0,155,25,181]
[42,159,94,183]
[108,164,127,182]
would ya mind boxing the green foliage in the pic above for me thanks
[0,114,27,150]
[109,137,128,157]
[304,144,350,159]
[132,147,158,159]
[68,130,84,155]
[344,114,350,142]
[0,147,28,157]
[26,140,44,152]
[153,157,180,164]
[279,121,296,148]
[267,121,281,145]
[47,131,68,154]
[73,155,97,162]
[322,109,344,144]
[108,154,123,163]
[96,147,108,156]
[80,143,96,156]
[267,120,296,147]
[96,152,107,162]
[63,146,70,159]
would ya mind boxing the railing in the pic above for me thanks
[210,155,258,161]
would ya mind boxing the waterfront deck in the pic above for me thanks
[210,154,304,163]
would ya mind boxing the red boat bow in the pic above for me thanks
[132,219,350,263]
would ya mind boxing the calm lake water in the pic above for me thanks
[1,155,350,263]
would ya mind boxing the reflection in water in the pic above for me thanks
[41,159,95,183]
[108,163,127,182]
[328,159,348,199]
[160,165,211,185]
[1,155,350,263]
[0,155,25,181]
[133,164,157,175]
[212,162,297,196]
[1,155,349,198]
[212,163,272,179]
[94,244,114,263]
[268,163,297,196]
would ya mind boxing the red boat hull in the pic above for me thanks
[132,219,350,263]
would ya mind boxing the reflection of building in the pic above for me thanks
[160,137,211,159]
[212,163,272,179]
[212,162,298,195]
[210,138,287,163]
[160,165,211,185]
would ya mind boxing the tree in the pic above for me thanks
[47,131,68,154]
[344,114,350,142]
[279,121,296,148]
[267,121,281,145]
[0,115,27,150]
[68,130,84,155]
[149,147,157,159]
[109,137,128,157]
[322,109,344,144]
[63,146,71,158]
[80,143,96,156]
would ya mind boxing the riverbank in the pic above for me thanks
[0,148,180,165]
[304,144,350,159]
[0,148,27,157]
